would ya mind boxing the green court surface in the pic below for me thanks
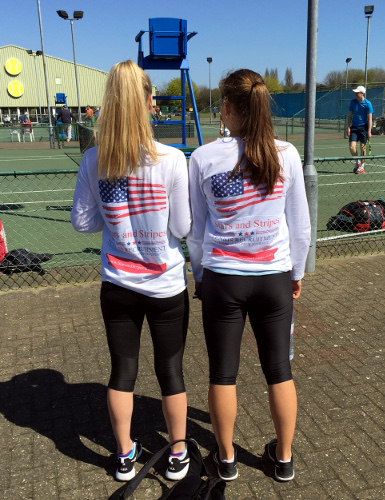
[0,149,79,173]
[1,135,385,270]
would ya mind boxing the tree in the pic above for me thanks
[165,78,199,109]
[367,67,385,83]
[265,68,279,80]
[264,76,283,93]
[196,85,210,111]
[292,82,305,92]
[271,68,278,80]
[323,66,385,89]
[323,70,344,88]
[347,69,364,85]
[284,68,294,90]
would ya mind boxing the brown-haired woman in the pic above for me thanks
[71,60,191,482]
[187,69,311,482]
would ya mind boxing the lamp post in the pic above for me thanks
[36,0,55,148]
[364,5,374,91]
[57,10,83,122]
[345,57,352,89]
[207,57,212,124]
[27,50,43,123]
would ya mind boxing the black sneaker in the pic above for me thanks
[213,446,238,481]
[115,440,142,482]
[267,439,294,481]
[165,448,190,480]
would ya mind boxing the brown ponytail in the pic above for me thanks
[219,70,283,194]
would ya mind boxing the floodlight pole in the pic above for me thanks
[364,7,373,91]
[207,57,212,124]
[345,58,352,89]
[303,0,319,273]
[27,50,43,123]
[36,0,55,148]
[57,10,83,123]
[69,18,83,123]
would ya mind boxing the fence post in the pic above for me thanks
[304,0,319,273]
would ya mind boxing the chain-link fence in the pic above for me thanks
[0,123,81,151]
[0,170,101,290]
[315,155,385,258]
[1,155,385,290]
[272,117,346,142]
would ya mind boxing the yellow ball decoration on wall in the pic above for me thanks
[5,58,22,76]
[8,80,24,98]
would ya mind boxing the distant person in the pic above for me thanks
[347,86,373,175]
[219,113,230,137]
[94,107,100,119]
[20,111,32,138]
[85,105,94,125]
[56,105,76,142]
[3,114,11,127]
[19,111,29,124]
[71,60,191,483]
[213,106,217,119]
[150,107,158,128]
[375,114,385,135]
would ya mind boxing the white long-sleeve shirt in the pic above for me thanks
[71,142,191,298]
[187,137,311,282]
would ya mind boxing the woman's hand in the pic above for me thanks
[193,281,202,300]
[292,280,302,299]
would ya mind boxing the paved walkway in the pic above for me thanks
[0,254,384,499]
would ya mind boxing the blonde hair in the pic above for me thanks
[220,69,283,194]
[95,60,158,180]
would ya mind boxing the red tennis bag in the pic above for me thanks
[327,199,385,232]
[0,220,7,263]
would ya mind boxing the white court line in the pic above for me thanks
[2,199,73,205]
[319,170,385,180]
[319,180,384,186]
[0,155,69,162]
[3,189,73,195]
[318,228,385,241]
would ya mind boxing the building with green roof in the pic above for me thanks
[0,44,108,122]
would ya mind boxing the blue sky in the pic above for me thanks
[1,0,383,89]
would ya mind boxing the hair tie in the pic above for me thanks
[251,81,259,91]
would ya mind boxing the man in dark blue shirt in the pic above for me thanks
[56,105,76,142]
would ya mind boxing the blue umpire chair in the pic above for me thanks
[136,18,203,148]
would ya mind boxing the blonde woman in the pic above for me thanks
[187,69,310,482]
[71,60,191,482]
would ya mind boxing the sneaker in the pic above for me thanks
[165,446,190,480]
[115,440,142,482]
[356,165,365,174]
[353,159,361,173]
[267,439,294,481]
[213,446,238,481]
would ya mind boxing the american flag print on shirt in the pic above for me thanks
[99,177,167,226]
[211,171,284,218]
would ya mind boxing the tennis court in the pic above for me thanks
[1,130,385,288]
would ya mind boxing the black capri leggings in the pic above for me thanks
[100,281,189,396]
[202,269,293,386]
